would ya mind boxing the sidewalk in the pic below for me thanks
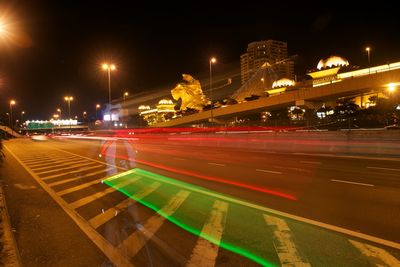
[0,180,22,267]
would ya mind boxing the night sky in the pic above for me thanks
[1,1,400,121]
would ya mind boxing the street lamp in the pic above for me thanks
[9,100,16,132]
[123,91,129,100]
[95,104,100,120]
[102,63,116,106]
[21,110,25,123]
[365,47,371,74]
[261,77,265,88]
[64,96,73,131]
[209,57,217,124]
[57,108,61,119]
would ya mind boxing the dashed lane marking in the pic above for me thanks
[330,179,375,187]
[256,169,282,175]
[367,166,400,172]
[207,162,226,167]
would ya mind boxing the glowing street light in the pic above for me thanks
[365,47,371,74]
[57,108,61,118]
[9,100,16,132]
[95,104,100,120]
[102,63,116,105]
[388,83,396,93]
[21,110,25,124]
[209,57,217,124]
[64,96,73,131]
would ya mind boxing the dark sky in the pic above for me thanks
[1,1,400,120]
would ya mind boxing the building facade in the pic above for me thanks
[240,40,294,84]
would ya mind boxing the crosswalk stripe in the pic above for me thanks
[41,165,107,181]
[119,190,190,258]
[264,215,310,267]
[47,168,113,187]
[349,239,400,267]
[89,182,161,229]
[57,179,103,196]
[187,200,228,267]
[27,157,82,168]
[22,155,76,163]
[69,179,138,209]
[31,159,90,171]
[37,162,98,175]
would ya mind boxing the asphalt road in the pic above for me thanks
[2,137,400,267]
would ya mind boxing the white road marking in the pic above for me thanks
[300,161,321,165]
[69,178,138,209]
[256,169,282,175]
[136,169,400,250]
[264,215,310,266]
[31,159,90,171]
[47,168,113,187]
[330,179,375,187]
[207,162,226,167]
[119,190,190,258]
[41,165,106,181]
[57,179,103,196]
[4,144,135,267]
[89,182,161,229]
[367,166,400,172]
[36,162,98,175]
[350,239,400,266]
[187,200,229,267]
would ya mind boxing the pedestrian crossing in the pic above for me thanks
[6,141,400,267]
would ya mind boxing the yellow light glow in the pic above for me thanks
[210,57,216,64]
[124,92,129,96]
[57,108,61,112]
[102,63,108,70]
[10,100,16,105]
[388,83,396,92]
[365,47,370,52]
[64,96,73,101]
[110,64,116,70]
[96,104,100,108]
[21,111,25,114]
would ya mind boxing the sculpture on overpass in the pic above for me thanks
[171,74,209,111]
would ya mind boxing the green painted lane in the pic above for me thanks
[104,168,400,267]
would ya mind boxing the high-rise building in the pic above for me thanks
[240,40,294,84]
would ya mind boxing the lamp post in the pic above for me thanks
[9,100,15,134]
[21,111,25,124]
[102,63,116,106]
[64,96,73,131]
[57,108,61,119]
[365,47,371,74]
[209,57,216,125]
[95,104,100,120]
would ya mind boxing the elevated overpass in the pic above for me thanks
[0,125,22,138]
[153,63,400,127]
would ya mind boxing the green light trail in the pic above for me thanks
[104,168,275,267]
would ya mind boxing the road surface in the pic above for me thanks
[2,137,400,266]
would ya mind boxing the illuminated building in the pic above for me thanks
[139,99,176,126]
[240,40,294,84]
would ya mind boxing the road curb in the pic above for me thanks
[0,181,23,267]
